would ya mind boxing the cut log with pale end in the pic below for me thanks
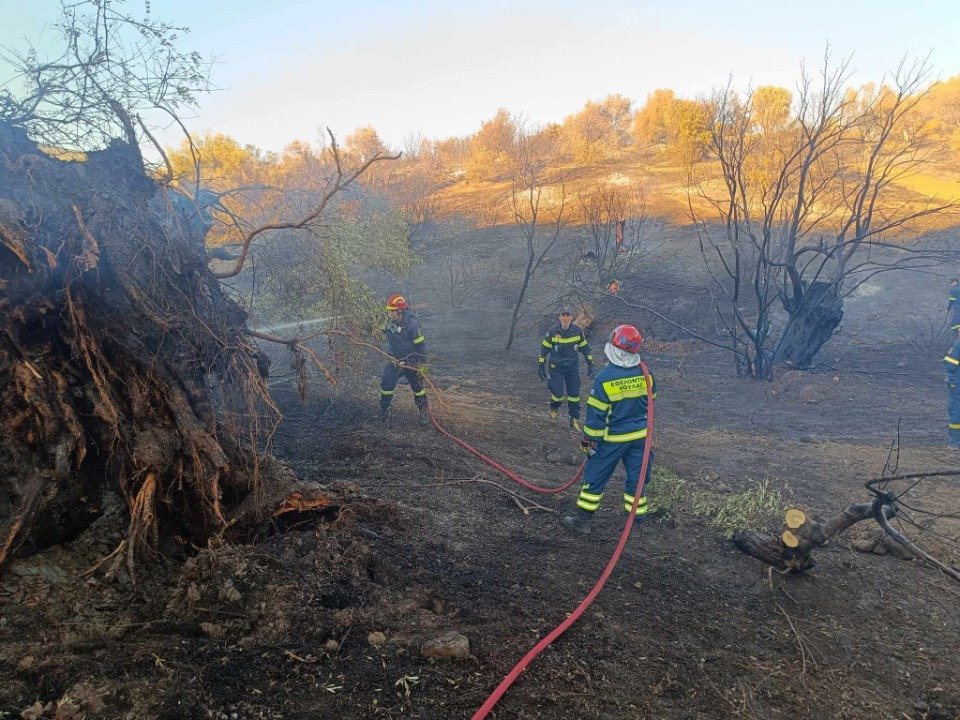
[781,530,800,548]
[785,508,806,529]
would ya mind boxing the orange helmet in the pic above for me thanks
[385,293,408,311]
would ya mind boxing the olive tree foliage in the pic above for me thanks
[251,189,416,345]
[922,74,960,151]
[561,94,633,163]
[0,0,211,160]
[691,54,957,379]
[163,129,414,343]
[466,108,517,182]
[632,89,711,164]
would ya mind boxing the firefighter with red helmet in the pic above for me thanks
[379,293,429,424]
[563,324,656,534]
[538,306,594,430]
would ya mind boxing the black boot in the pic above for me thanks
[418,405,429,426]
[562,508,594,535]
[377,405,390,423]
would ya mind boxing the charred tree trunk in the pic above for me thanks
[775,281,844,369]
[0,121,314,575]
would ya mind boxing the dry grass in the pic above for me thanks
[430,153,960,234]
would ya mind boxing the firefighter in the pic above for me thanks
[379,293,429,425]
[943,329,960,447]
[563,324,656,534]
[538,306,594,430]
[949,278,960,331]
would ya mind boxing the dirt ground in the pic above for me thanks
[1,222,959,719]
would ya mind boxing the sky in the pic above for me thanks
[3,0,960,151]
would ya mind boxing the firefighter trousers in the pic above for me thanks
[548,363,581,419]
[576,437,653,516]
[949,384,960,447]
[381,361,427,410]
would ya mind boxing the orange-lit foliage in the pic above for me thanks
[632,89,710,163]
[466,108,517,182]
[166,73,960,235]
[561,94,633,163]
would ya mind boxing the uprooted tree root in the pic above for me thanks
[0,120,328,576]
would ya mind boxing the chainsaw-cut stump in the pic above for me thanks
[785,508,806,529]
[781,530,800,548]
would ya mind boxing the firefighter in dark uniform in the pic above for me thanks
[564,324,655,534]
[949,278,960,331]
[538,306,594,430]
[379,293,429,425]
[943,329,960,447]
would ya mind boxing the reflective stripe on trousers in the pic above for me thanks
[548,364,581,419]
[949,385,960,447]
[576,437,653,513]
[381,362,427,409]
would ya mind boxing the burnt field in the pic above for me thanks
[2,218,959,720]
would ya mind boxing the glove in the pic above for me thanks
[585,362,594,377]
[579,439,596,457]
[538,364,548,381]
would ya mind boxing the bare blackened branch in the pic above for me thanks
[213,138,401,279]
[875,505,960,583]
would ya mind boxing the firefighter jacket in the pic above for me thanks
[944,339,960,384]
[385,310,426,362]
[950,286,958,312]
[582,363,656,443]
[539,323,593,369]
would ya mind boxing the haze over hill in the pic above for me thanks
[6,0,960,149]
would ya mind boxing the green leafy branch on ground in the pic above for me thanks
[652,468,786,539]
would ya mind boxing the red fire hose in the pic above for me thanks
[428,414,585,494]
[427,361,655,719]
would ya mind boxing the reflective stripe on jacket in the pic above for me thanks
[385,310,426,360]
[583,363,656,442]
[539,323,593,369]
[945,339,960,383]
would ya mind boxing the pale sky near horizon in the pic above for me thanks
[3,0,960,151]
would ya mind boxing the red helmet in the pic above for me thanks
[385,293,408,311]
[609,324,642,353]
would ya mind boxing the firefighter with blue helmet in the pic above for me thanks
[379,293,429,425]
[538,306,594,430]
[563,324,655,534]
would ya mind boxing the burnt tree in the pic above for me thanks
[504,122,568,351]
[693,53,955,379]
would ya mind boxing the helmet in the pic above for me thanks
[609,324,642,353]
[559,305,574,316]
[385,293,408,311]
